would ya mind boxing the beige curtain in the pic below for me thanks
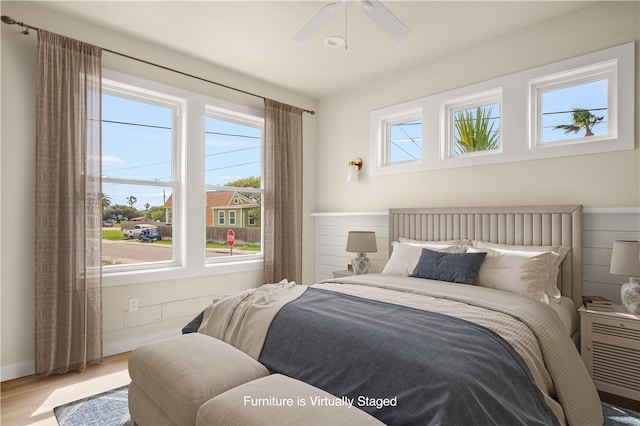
[263,99,303,283]
[35,30,103,375]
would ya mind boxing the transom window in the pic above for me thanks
[442,89,502,159]
[389,118,423,163]
[370,42,632,175]
[528,59,616,148]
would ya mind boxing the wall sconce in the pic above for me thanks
[346,158,362,182]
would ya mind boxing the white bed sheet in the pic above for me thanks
[549,296,579,344]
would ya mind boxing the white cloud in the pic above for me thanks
[102,155,126,166]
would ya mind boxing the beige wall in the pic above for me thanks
[0,1,317,379]
[2,0,638,380]
[315,2,639,212]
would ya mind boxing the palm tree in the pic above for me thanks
[454,106,500,154]
[102,193,112,210]
[126,195,137,207]
[553,108,604,137]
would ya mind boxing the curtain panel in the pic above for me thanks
[263,99,303,284]
[35,30,103,375]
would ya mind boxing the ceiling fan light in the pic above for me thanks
[324,36,346,48]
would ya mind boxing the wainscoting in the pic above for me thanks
[583,208,640,302]
[313,208,640,302]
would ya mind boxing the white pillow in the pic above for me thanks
[382,241,461,276]
[471,241,569,300]
[467,246,560,303]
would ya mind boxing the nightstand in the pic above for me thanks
[332,269,354,278]
[579,304,640,401]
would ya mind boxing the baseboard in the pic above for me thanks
[103,328,181,357]
[1,360,35,382]
[1,328,182,382]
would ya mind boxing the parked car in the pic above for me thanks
[123,224,158,239]
[138,227,161,242]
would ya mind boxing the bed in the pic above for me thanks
[133,205,603,425]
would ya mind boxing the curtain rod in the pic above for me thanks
[1,15,316,115]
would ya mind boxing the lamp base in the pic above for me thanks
[352,253,370,275]
[621,277,640,314]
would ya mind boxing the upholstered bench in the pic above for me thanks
[196,373,384,425]
[128,333,269,426]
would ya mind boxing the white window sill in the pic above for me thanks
[102,258,263,287]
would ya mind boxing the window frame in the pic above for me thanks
[370,42,634,176]
[527,60,617,149]
[204,105,265,265]
[441,88,502,160]
[370,100,424,177]
[101,78,184,274]
[101,69,263,287]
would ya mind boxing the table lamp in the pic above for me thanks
[346,231,377,275]
[610,240,640,314]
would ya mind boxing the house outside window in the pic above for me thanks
[204,106,264,261]
[100,70,264,286]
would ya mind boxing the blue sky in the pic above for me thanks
[389,78,608,162]
[102,94,261,209]
[103,78,607,209]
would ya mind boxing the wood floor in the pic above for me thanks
[1,351,638,425]
[1,352,130,426]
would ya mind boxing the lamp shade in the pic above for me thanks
[610,240,640,277]
[346,231,377,253]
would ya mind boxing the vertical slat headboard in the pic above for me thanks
[389,205,583,307]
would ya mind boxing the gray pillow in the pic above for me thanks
[410,248,487,285]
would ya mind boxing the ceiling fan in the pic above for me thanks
[293,0,410,44]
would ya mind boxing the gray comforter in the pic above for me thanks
[198,275,603,425]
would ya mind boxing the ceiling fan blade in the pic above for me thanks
[359,0,410,42]
[293,2,344,42]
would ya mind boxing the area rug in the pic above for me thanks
[54,384,639,426]
[53,385,130,426]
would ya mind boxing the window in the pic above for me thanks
[370,104,424,176]
[370,42,633,175]
[528,59,616,148]
[442,89,501,159]
[389,118,423,164]
[101,80,181,270]
[204,106,263,261]
[101,70,264,286]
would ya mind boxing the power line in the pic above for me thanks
[206,161,260,172]
[103,119,171,130]
[205,130,260,139]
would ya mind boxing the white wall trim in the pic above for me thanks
[0,329,183,382]
[584,207,640,214]
[311,211,389,217]
[1,361,34,382]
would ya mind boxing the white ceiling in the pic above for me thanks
[33,1,598,99]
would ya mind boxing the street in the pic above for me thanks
[102,239,251,264]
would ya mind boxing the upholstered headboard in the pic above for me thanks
[389,205,583,308]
